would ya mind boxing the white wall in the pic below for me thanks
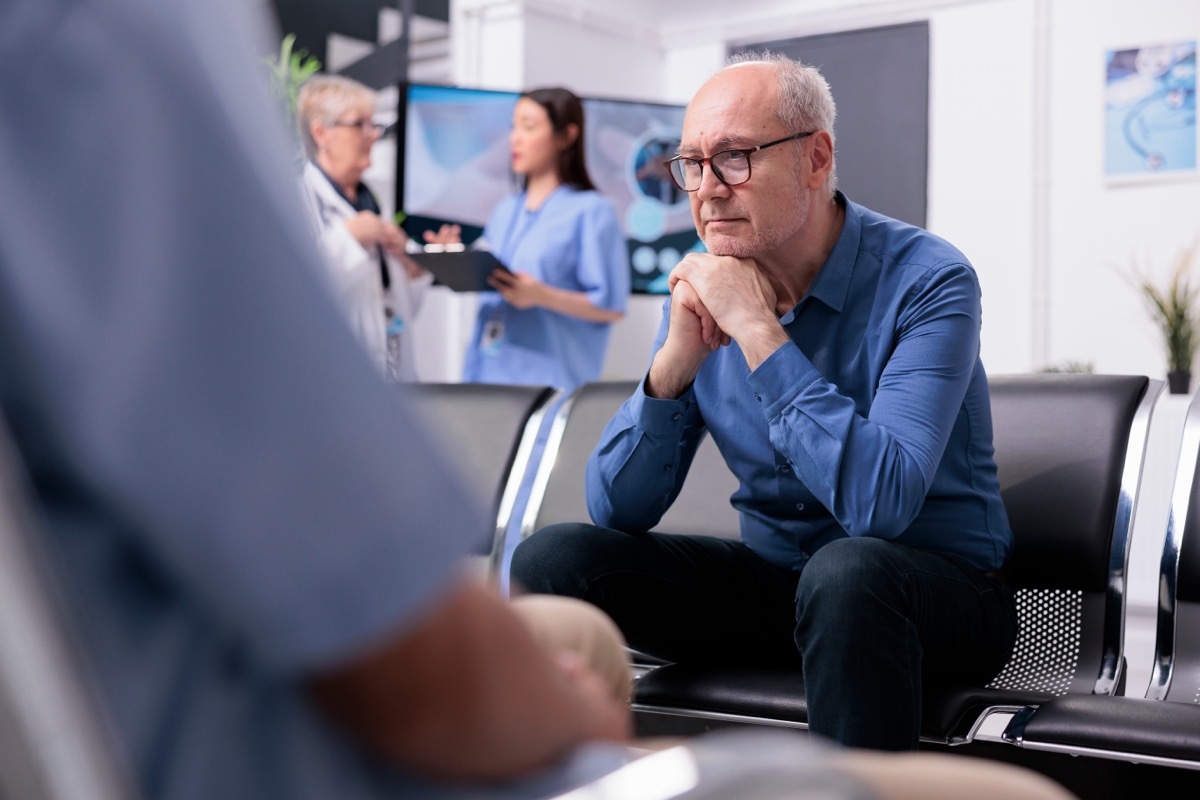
[1047,0,1200,378]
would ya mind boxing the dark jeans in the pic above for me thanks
[510,524,1017,750]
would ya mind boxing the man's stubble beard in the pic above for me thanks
[698,179,810,261]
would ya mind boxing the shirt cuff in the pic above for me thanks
[630,374,696,434]
[747,344,822,420]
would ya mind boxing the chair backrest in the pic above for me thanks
[0,421,138,800]
[405,383,558,572]
[1148,389,1200,702]
[522,381,741,540]
[983,374,1159,698]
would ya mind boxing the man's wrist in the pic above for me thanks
[646,349,700,399]
[736,319,790,372]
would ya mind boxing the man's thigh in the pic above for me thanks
[512,523,801,666]
[796,538,1016,682]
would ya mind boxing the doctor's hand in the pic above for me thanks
[344,211,393,249]
[378,221,409,260]
[423,224,462,246]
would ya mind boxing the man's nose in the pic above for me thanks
[695,164,730,201]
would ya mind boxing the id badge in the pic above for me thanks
[481,318,504,354]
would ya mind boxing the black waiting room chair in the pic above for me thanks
[405,382,558,575]
[520,380,740,544]
[1001,386,1200,770]
[520,374,1162,744]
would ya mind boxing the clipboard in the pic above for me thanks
[410,249,512,292]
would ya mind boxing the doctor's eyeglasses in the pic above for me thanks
[332,118,387,136]
[663,131,815,192]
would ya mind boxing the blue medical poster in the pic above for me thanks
[1105,41,1197,181]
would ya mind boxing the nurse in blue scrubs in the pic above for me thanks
[465,87,630,391]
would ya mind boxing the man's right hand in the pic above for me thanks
[646,278,728,399]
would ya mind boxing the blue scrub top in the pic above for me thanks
[463,187,630,391]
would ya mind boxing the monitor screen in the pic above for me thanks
[396,83,703,294]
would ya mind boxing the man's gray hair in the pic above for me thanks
[725,51,838,194]
[295,74,378,159]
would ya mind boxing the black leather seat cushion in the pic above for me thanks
[1016,695,1200,762]
[637,664,1053,739]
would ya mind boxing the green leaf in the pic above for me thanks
[1128,240,1200,372]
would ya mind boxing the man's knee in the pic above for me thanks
[796,537,906,614]
[510,523,601,595]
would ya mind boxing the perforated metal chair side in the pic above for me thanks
[1001,387,1200,771]
[981,374,1161,700]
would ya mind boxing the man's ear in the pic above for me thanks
[805,130,835,189]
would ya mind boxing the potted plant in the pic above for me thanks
[264,34,322,168]
[265,33,321,118]
[1131,240,1199,394]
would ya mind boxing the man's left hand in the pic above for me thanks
[668,253,788,369]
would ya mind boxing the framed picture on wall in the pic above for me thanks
[1104,40,1197,185]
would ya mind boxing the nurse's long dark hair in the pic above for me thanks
[522,87,596,192]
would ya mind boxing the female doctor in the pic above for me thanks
[298,74,431,381]
[444,87,629,392]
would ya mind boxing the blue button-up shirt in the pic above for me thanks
[586,193,1012,573]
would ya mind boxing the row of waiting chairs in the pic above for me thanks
[2,374,1197,799]
[409,374,1200,778]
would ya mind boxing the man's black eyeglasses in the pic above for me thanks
[663,131,815,192]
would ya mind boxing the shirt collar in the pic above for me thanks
[798,190,859,315]
[311,161,376,214]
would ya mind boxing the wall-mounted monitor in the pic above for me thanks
[396,83,702,293]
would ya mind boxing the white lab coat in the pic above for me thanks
[300,161,431,380]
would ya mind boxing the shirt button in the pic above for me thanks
[672,412,682,421]
[662,463,672,472]
[796,503,805,511]
[754,393,761,402]
[780,465,791,475]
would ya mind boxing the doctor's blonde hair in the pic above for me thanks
[295,74,378,159]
